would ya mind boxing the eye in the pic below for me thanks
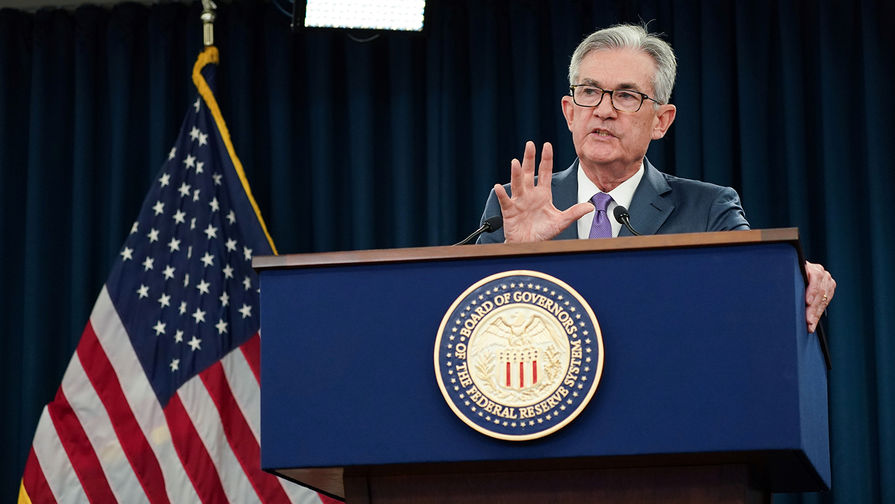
[579,86,600,96]
[614,90,640,103]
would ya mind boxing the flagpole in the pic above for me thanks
[201,0,217,47]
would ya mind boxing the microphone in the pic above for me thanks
[454,215,503,245]
[613,205,641,236]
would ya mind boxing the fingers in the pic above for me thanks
[509,141,549,198]
[494,183,511,208]
[565,201,596,222]
[804,261,836,333]
[509,156,523,200]
[536,142,554,186]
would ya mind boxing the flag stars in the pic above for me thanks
[163,265,176,280]
[174,330,184,343]
[183,273,190,288]
[142,257,154,271]
[213,173,223,186]
[168,146,177,160]
[189,127,200,141]
[209,197,219,212]
[222,264,234,279]
[193,97,201,112]
[179,301,188,315]
[188,336,202,351]
[204,223,218,239]
[130,222,139,234]
[153,201,165,216]
[153,320,166,336]
[201,252,215,267]
[193,189,201,202]
[225,239,237,252]
[239,304,252,319]
[243,276,252,290]
[192,307,206,324]
[184,154,196,169]
[243,246,252,261]
[215,319,228,335]
[168,237,181,253]
[158,293,171,308]
[121,247,134,261]
[178,182,191,198]
[147,228,160,243]
[198,132,208,146]
[173,210,186,224]
[170,358,180,372]
[227,210,236,224]
[137,284,149,298]
[220,291,230,307]
[196,279,211,295]
[195,161,204,174]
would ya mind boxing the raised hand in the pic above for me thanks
[494,141,594,243]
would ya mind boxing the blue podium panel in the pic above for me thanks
[258,236,830,493]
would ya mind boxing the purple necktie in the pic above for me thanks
[588,192,614,239]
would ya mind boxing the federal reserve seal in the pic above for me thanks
[434,270,604,441]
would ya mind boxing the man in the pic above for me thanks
[477,24,835,332]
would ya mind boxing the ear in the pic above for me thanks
[650,103,676,140]
[561,95,576,131]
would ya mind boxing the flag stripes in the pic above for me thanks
[200,362,293,504]
[60,353,150,504]
[240,333,262,383]
[19,47,330,504]
[177,375,258,501]
[20,448,56,504]
[48,390,117,502]
[222,338,262,440]
[75,324,166,504]
[29,408,89,502]
[90,288,201,503]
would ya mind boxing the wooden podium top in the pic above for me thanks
[253,228,802,271]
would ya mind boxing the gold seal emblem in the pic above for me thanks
[434,270,604,441]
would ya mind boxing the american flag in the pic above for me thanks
[19,47,337,504]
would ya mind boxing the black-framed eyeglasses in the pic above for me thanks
[569,84,659,112]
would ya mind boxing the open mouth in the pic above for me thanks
[591,128,615,138]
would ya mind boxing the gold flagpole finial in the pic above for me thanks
[201,0,217,47]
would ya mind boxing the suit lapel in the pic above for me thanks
[622,159,674,236]
[551,161,580,240]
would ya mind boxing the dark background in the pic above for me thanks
[1,0,892,502]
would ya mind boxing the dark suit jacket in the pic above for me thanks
[476,159,750,243]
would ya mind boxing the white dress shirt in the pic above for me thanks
[576,163,645,239]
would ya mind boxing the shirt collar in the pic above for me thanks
[577,161,645,209]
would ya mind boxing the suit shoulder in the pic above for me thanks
[660,172,735,195]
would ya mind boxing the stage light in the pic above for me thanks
[304,0,425,32]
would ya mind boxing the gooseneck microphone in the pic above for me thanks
[454,215,503,245]
[613,206,641,236]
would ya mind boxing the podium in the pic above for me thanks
[254,229,830,503]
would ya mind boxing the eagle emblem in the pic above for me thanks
[434,270,604,441]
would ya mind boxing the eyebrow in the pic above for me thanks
[578,78,645,93]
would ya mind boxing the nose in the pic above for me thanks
[593,91,617,118]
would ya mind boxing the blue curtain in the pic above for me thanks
[1,0,892,501]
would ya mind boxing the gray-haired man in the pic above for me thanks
[477,24,835,332]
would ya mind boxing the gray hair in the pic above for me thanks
[568,24,677,104]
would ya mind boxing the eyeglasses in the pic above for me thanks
[569,84,659,112]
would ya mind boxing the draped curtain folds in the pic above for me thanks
[1,0,892,502]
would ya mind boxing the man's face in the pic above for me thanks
[561,48,676,174]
